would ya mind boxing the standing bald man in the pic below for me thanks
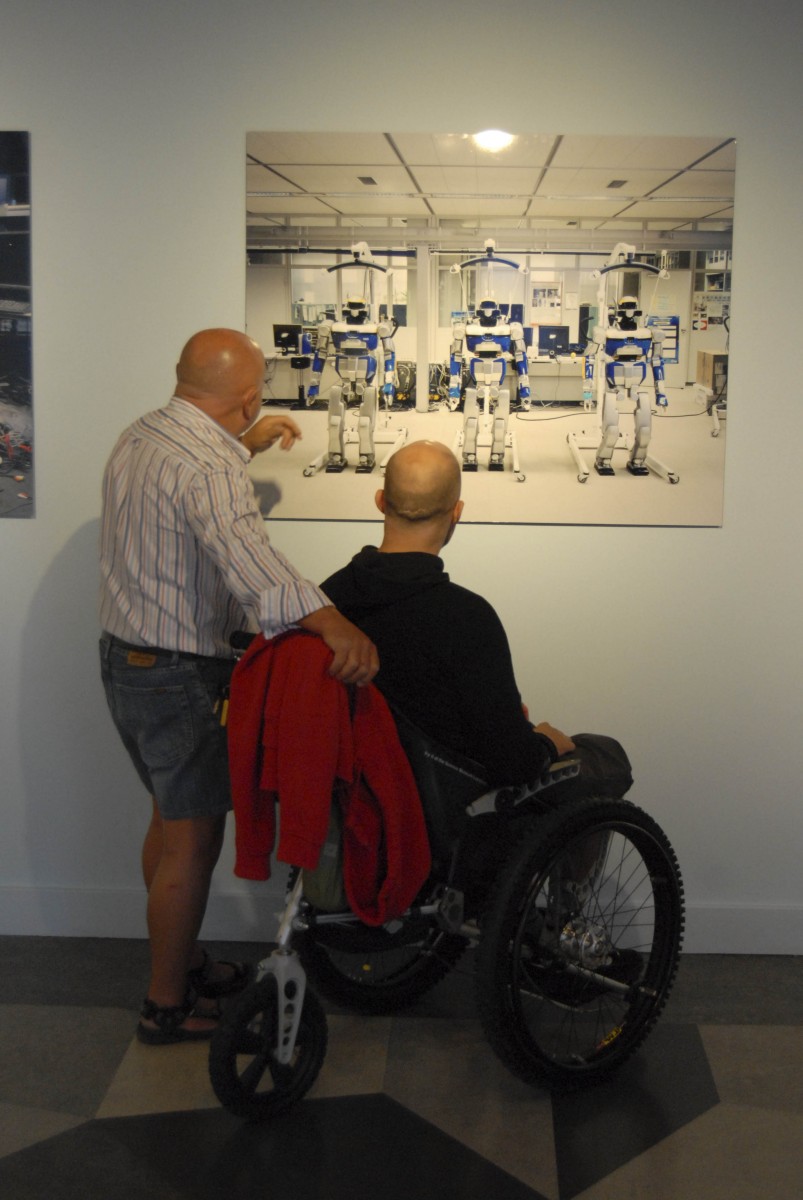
[99,328,378,1044]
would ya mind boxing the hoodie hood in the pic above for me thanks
[322,546,449,614]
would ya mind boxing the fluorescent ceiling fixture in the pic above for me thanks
[472,129,515,152]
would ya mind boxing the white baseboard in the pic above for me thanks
[0,883,287,942]
[681,902,803,954]
[0,886,800,954]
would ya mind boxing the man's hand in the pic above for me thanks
[241,415,302,457]
[533,721,576,758]
[298,605,379,686]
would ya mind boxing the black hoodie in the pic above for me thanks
[321,546,555,784]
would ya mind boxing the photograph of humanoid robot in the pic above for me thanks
[301,243,407,477]
[245,131,734,527]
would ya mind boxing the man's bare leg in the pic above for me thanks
[140,800,225,1033]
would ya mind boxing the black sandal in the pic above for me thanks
[187,950,254,1000]
[136,994,221,1045]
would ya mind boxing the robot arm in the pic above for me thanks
[306,322,332,401]
[509,322,531,404]
[583,327,604,407]
[648,327,669,408]
[449,322,466,403]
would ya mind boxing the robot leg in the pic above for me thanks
[462,388,479,471]
[489,387,509,471]
[626,388,651,476]
[356,386,377,474]
[325,385,347,473]
[594,387,621,476]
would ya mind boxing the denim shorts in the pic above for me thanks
[99,635,235,820]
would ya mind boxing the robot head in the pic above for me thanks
[475,297,501,327]
[343,296,369,325]
[616,296,642,327]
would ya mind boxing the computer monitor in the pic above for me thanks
[272,323,302,355]
[537,324,570,356]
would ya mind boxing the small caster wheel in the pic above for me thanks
[209,978,328,1120]
[669,474,680,485]
[578,473,589,484]
[303,467,316,477]
[516,473,526,483]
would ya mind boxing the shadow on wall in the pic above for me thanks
[16,518,284,938]
[17,520,146,927]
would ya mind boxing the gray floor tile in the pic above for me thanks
[0,1102,86,1158]
[663,954,803,1024]
[0,1005,135,1118]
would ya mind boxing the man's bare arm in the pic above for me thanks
[298,605,379,686]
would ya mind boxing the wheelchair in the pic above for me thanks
[209,710,684,1120]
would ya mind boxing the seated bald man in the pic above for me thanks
[99,328,378,1045]
[321,439,632,796]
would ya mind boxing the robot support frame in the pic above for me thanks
[303,247,407,478]
[449,243,530,483]
[567,244,679,485]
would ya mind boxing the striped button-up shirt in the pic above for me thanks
[99,396,330,657]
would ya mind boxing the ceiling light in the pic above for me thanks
[472,129,514,153]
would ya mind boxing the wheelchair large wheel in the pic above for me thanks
[294,882,467,1014]
[209,976,327,1119]
[475,797,684,1091]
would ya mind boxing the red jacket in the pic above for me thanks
[227,631,431,925]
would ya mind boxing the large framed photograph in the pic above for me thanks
[246,132,734,527]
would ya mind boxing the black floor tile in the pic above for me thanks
[0,1120,185,1200]
[16,1097,549,1200]
[552,1023,720,1200]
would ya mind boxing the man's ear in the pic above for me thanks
[375,489,386,515]
[242,386,261,419]
[453,499,464,523]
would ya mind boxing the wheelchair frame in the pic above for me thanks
[209,717,684,1120]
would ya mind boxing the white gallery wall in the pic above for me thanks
[1,0,801,952]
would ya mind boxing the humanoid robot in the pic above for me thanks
[449,295,531,478]
[568,244,678,484]
[304,294,403,475]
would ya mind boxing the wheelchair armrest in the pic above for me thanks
[466,758,581,818]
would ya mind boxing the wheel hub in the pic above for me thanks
[558,918,613,970]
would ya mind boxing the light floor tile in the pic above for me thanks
[700,1024,803,1113]
[96,1038,218,1118]
[307,1013,392,1098]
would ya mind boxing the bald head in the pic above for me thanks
[176,328,264,401]
[384,440,461,522]
[377,441,463,554]
[174,328,265,436]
